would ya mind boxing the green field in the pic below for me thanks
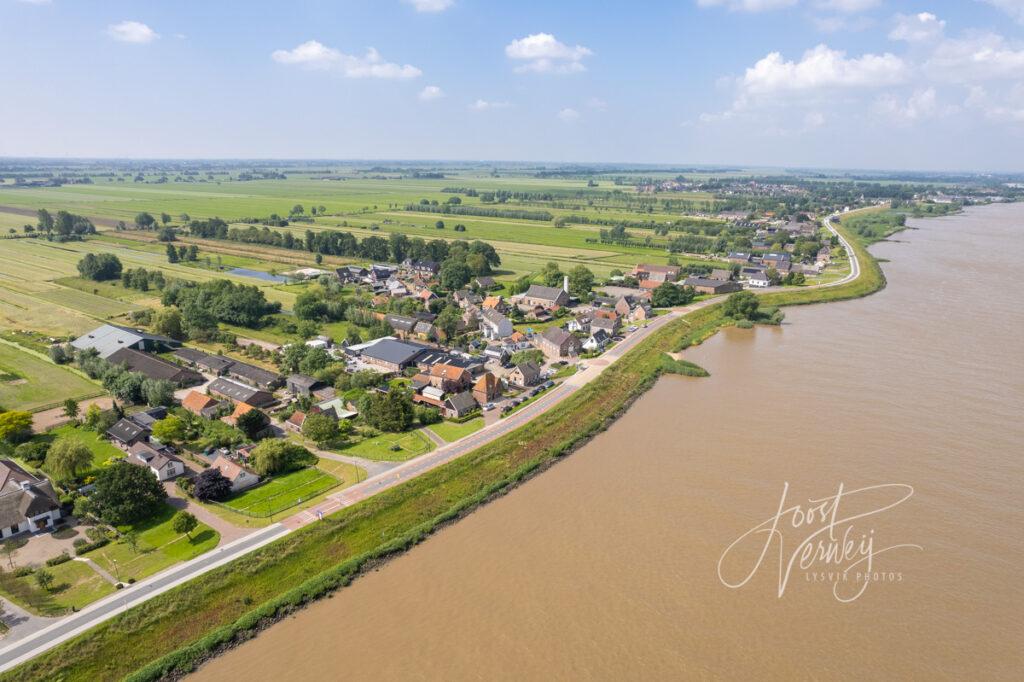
[0,340,101,411]
[336,428,435,461]
[427,418,484,443]
[89,505,220,584]
[221,467,340,517]
[0,558,116,616]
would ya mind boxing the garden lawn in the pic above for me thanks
[88,505,220,583]
[221,467,340,517]
[44,424,123,473]
[336,429,434,462]
[0,559,115,616]
[428,418,484,443]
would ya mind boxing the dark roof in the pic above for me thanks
[762,252,791,262]
[208,377,274,406]
[359,339,428,366]
[0,460,59,528]
[227,361,282,387]
[172,347,235,372]
[522,285,567,303]
[107,348,204,385]
[287,374,319,390]
[108,418,149,444]
[445,391,478,413]
[540,327,574,346]
[385,314,417,333]
[684,277,742,291]
[475,276,495,287]
[513,361,541,383]
[129,407,167,429]
[71,323,180,358]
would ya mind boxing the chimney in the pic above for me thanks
[563,275,569,293]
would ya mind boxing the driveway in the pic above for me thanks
[163,483,254,544]
[3,523,87,569]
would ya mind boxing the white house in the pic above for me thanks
[479,308,514,340]
[0,460,62,539]
[210,455,261,493]
[126,442,186,481]
[746,271,770,288]
[582,329,611,352]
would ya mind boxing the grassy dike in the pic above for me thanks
[5,218,886,682]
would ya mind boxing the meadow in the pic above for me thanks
[0,340,101,411]
[220,468,341,517]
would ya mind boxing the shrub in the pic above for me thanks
[72,538,87,548]
[735,319,754,329]
[13,566,33,578]
[74,538,110,555]
[45,551,72,567]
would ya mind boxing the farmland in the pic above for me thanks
[0,340,100,411]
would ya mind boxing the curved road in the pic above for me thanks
[0,214,859,672]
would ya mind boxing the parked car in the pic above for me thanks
[627,325,638,332]
[483,402,496,411]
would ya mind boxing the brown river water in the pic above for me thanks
[192,204,1023,681]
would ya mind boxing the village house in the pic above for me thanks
[0,460,62,538]
[425,363,474,393]
[181,391,221,419]
[479,308,514,340]
[583,328,612,352]
[474,275,496,290]
[631,264,681,289]
[507,361,542,387]
[761,252,792,273]
[472,372,501,405]
[515,284,570,311]
[727,252,752,264]
[591,311,622,336]
[172,347,235,375]
[683,277,743,295]
[746,271,771,288]
[284,410,306,432]
[536,326,581,359]
[72,323,181,359]
[403,259,441,278]
[286,374,321,397]
[567,313,591,333]
[208,377,275,408]
[629,301,653,322]
[709,268,734,281]
[107,418,151,450]
[443,391,479,419]
[126,442,185,481]
[210,455,260,493]
[385,314,418,339]
[106,348,204,386]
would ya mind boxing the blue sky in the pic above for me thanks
[1,0,1023,171]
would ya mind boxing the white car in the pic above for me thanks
[483,402,496,411]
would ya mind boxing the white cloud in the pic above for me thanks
[418,85,444,101]
[813,0,879,12]
[739,44,906,99]
[889,13,946,43]
[586,97,608,110]
[557,108,580,122]
[804,110,826,127]
[470,99,509,111]
[924,32,1024,82]
[979,0,1024,24]
[505,33,593,73]
[403,0,454,12]
[107,21,159,44]
[964,84,1024,123]
[873,87,939,123]
[696,0,797,11]
[272,41,422,79]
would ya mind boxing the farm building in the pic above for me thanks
[208,377,275,408]
[106,348,204,386]
[71,324,181,359]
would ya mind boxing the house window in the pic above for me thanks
[9,524,18,535]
